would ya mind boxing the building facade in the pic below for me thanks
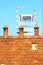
[0,25,43,65]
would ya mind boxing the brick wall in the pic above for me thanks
[0,36,43,65]
[0,25,43,65]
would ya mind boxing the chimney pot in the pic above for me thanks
[19,25,24,37]
[34,25,39,36]
[3,25,8,38]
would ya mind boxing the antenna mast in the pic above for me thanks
[15,6,19,34]
[15,6,24,34]
[33,8,37,24]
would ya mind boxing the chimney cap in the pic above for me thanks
[19,25,24,29]
[34,24,39,29]
[3,25,8,29]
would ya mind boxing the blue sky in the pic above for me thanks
[0,0,42,35]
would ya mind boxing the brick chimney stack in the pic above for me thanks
[3,25,8,38]
[34,25,39,36]
[19,25,24,37]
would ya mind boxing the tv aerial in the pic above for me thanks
[14,5,25,34]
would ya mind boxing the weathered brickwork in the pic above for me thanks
[0,25,43,65]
